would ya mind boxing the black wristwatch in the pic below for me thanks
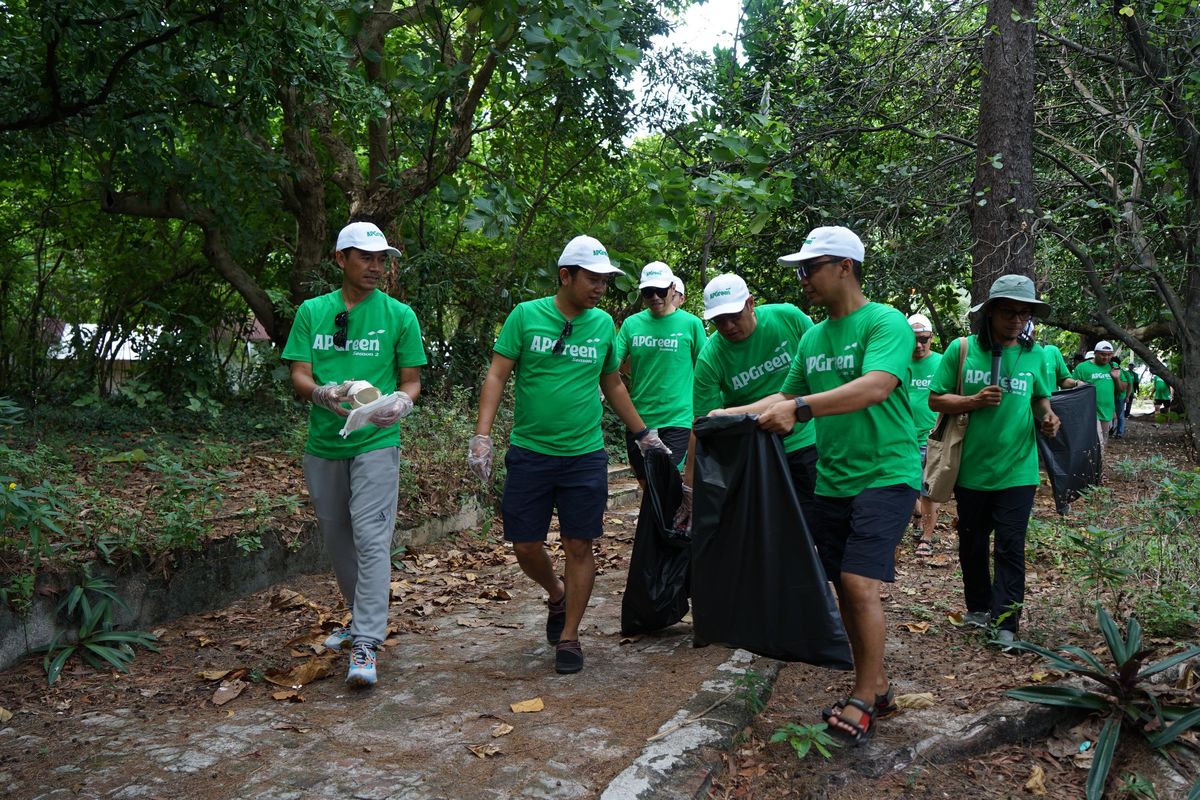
[633,427,651,441]
[793,397,813,423]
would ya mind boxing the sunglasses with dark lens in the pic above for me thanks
[641,286,670,298]
[551,320,573,355]
[794,258,840,281]
[915,336,932,344]
[333,310,349,348]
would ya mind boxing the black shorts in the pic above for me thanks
[501,445,608,542]
[623,426,691,481]
[785,445,818,506]
[807,484,918,584]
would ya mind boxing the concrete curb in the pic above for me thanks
[601,649,783,799]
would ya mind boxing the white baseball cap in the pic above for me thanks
[778,226,865,265]
[703,274,751,320]
[1095,340,1114,353]
[558,235,624,275]
[1085,350,1095,359]
[672,276,685,296]
[907,313,933,333]
[639,261,674,289]
[336,221,401,257]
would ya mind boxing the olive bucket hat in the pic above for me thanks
[969,274,1051,316]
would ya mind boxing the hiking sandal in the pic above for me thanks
[823,686,897,723]
[825,697,877,745]
[915,540,933,557]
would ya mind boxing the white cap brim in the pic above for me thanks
[578,264,625,276]
[639,276,673,289]
[777,251,807,265]
[703,299,747,320]
[359,244,402,258]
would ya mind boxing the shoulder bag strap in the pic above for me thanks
[956,337,968,397]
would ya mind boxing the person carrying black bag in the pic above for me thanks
[928,275,1060,648]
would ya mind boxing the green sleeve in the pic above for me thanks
[1053,349,1070,384]
[862,310,915,379]
[690,316,706,364]
[614,322,631,363]
[493,305,525,361]
[395,305,428,367]
[779,346,809,396]
[692,351,724,417]
[602,325,620,374]
[281,302,314,363]
[1031,346,1051,399]
[930,338,964,395]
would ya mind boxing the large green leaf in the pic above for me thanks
[1086,716,1121,800]
[1004,685,1111,711]
[1146,707,1200,749]
[1138,645,1200,681]
[1097,607,1128,665]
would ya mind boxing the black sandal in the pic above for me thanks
[823,686,897,722]
[825,697,877,745]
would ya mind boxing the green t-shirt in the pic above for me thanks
[1118,368,1133,402]
[615,309,707,429]
[692,304,815,453]
[282,289,427,460]
[1042,344,1071,390]
[931,337,1051,491]
[493,297,620,456]
[780,302,921,497]
[908,351,943,443]
[1154,375,1171,400]
[1073,360,1118,421]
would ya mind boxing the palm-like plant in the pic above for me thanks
[1003,608,1200,800]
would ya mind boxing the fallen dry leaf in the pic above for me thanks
[264,658,333,688]
[946,612,965,626]
[467,743,501,758]
[196,669,232,682]
[1030,670,1063,683]
[1024,764,1047,795]
[456,618,488,628]
[0,707,12,724]
[490,722,514,738]
[212,679,247,706]
[270,722,312,733]
[902,621,930,634]
[619,635,642,645]
[895,692,936,710]
[271,690,304,703]
[510,698,544,713]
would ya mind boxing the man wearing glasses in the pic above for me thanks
[468,235,669,675]
[906,314,943,558]
[283,220,427,688]
[674,273,817,527]
[615,262,706,486]
[721,226,920,745]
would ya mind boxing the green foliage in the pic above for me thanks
[1005,607,1200,800]
[735,668,769,716]
[770,721,840,761]
[38,569,158,685]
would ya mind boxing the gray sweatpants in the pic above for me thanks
[303,447,400,645]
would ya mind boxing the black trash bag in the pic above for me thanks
[1037,383,1102,514]
[690,414,853,669]
[620,449,691,635]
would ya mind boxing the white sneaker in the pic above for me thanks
[346,642,377,688]
[994,629,1016,652]
[322,626,352,651]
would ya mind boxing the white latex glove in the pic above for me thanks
[312,381,354,416]
[367,392,413,428]
[672,484,693,533]
[635,428,672,457]
[468,434,493,482]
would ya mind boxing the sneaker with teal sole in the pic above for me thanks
[346,642,377,687]
[323,626,352,651]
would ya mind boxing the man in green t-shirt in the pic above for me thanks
[721,226,921,745]
[676,273,817,521]
[1154,374,1172,414]
[282,221,428,688]
[906,313,943,557]
[468,235,668,675]
[616,262,706,486]
[1123,365,1140,418]
[1072,340,1125,455]
[1113,360,1133,438]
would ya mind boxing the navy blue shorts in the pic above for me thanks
[807,484,918,584]
[501,445,608,542]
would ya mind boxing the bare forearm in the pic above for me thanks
[601,374,646,431]
[475,373,506,436]
[929,393,983,414]
[723,392,790,415]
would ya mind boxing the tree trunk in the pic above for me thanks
[970,0,1037,303]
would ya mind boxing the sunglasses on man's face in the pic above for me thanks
[915,336,932,344]
[551,320,573,355]
[641,286,670,298]
[333,311,349,348]
[794,258,841,281]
